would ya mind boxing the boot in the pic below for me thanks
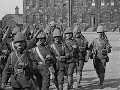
[67,76,73,90]
[77,73,82,88]
[98,73,105,89]
[59,84,63,90]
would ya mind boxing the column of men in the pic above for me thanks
[0,21,111,90]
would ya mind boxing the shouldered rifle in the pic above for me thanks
[2,26,11,44]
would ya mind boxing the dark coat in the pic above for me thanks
[2,51,33,88]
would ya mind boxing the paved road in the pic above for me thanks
[5,32,120,90]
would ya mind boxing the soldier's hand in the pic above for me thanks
[72,45,77,48]
[2,50,8,55]
[46,55,52,60]
[1,83,6,89]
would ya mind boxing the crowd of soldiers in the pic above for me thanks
[0,21,112,90]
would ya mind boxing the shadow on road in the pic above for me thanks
[104,78,120,89]
[83,69,95,72]
[73,78,120,90]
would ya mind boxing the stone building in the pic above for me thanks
[23,0,120,31]
[2,6,23,30]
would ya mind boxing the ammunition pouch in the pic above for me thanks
[14,68,24,75]
[101,49,108,56]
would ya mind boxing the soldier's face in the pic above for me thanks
[14,41,26,51]
[97,32,103,38]
[37,38,46,45]
[65,33,73,39]
[54,36,61,43]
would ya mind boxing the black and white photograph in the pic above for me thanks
[0,0,120,90]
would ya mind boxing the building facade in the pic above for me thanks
[23,0,120,31]
[2,6,23,30]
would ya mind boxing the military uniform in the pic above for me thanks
[0,30,11,87]
[2,32,34,90]
[33,32,52,90]
[89,25,111,88]
[74,26,89,87]
[64,27,79,90]
[50,28,66,90]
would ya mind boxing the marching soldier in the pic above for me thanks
[1,32,34,90]
[50,28,66,90]
[33,32,54,90]
[0,29,11,88]
[74,26,89,88]
[64,27,79,90]
[89,25,112,89]
[11,26,21,51]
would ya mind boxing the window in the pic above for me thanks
[26,1,29,6]
[33,14,36,23]
[82,0,87,7]
[36,13,39,18]
[111,0,114,6]
[100,12,110,23]
[39,1,43,7]
[32,0,37,8]
[39,14,44,23]
[101,0,105,6]
[110,13,117,23]
[47,1,50,7]
[25,0,30,9]
[82,14,89,23]
[73,0,78,7]
[92,0,95,6]
[47,15,50,23]
[73,14,77,23]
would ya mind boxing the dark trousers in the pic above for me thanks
[77,60,84,75]
[57,61,65,85]
[93,58,106,84]
[36,65,50,90]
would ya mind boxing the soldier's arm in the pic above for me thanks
[87,40,95,59]
[26,29,43,50]
[2,54,12,84]
[2,26,11,44]
[89,40,94,52]
[26,38,36,50]
[106,41,112,53]
[84,39,89,50]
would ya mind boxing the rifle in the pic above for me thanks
[26,29,43,50]
[22,25,30,36]
[2,26,11,44]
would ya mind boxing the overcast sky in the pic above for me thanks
[0,0,23,19]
